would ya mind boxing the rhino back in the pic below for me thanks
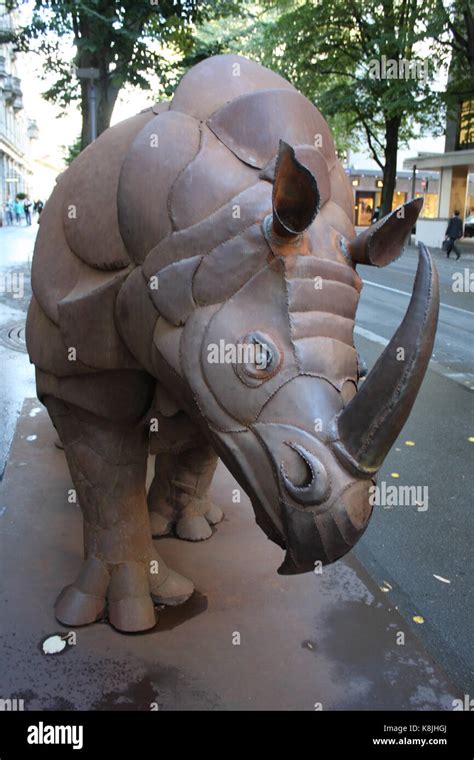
[141,54,354,281]
[29,55,355,379]
[28,108,162,375]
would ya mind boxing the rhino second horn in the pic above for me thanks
[348,197,423,267]
[331,242,439,475]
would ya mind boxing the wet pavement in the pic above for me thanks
[0,224,36,478]
[0,399,461,710]
[0,224,471,710]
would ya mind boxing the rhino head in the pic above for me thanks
[150,141,439,574]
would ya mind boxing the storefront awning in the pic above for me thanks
[403,150,474,172]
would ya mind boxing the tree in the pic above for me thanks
[158,1,262,96]
[429,0,473,87]
[5,1,237,150]
[428,1,474,146]
[238,0,450,217]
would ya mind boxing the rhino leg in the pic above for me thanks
[148,445,223,541]
[43,395,194,633]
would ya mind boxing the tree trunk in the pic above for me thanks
[380,116,401,218]
[97,75,120,137]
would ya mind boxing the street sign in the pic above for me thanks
[76,67,100,80]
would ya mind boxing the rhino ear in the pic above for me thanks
[272,140,320,237]
[348,198,423,267]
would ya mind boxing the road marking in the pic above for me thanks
[355,326,388,347]
[354,326,474,392]
[362,279,472,316]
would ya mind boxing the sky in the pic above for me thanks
[20,51,158,170]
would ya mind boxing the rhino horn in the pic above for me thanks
[348,197,423,267]
[331,242,439,475]
[271,140,320,238]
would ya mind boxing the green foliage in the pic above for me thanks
[426,0,474,139]
[181,1,472,207]
[7,1,203,105]
[5,1,471,212]
[427,0,473,92]
[159,2,262,96]
[228,0,472,214]
[6,0,238,145]
[63,134,82,165]
[248,1,446,159]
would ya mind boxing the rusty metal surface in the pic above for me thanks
[0,401,459,710]
[169,54,296,121]
[25,54,439,634]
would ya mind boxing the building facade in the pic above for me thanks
[347,168,441,227]
[0,2,37,224]
[404,94,474,247]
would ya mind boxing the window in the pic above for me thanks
[457,100,474,150]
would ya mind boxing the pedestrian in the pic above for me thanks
[444,210,463,260]
[14,198,23,225]
[23,197,32,226]
[35,199,44,216]
[371,206,380,224]
[5,199,13,226]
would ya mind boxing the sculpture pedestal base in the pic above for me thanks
[0,399,457,710]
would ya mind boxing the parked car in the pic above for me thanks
[464,214,474,238]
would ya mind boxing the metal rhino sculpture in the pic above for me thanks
[26,54,439,633]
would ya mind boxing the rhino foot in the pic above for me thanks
[176,514,213,541]
[55,553,194,633]
[150,500,224,541]
[148,447,223,542]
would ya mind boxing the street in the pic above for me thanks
[0,223,472,699]
[355,248,474,692]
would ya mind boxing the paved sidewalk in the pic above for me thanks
[0,400,460,710]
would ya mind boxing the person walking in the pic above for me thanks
[5,199,14,226]
[371,206,380,224]
[445,210,463,260]
[14,198,23,225]
[23,197,32,226]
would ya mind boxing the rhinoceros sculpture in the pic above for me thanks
[26,54,439,633]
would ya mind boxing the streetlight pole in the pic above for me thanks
[411,163,417,200]
[89,78,97,142]
[76,67,100,144]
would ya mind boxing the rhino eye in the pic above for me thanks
[252,337,273,370]
[234,331,281,386]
